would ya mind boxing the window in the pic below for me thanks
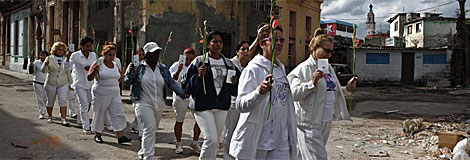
[289,11,296,38]
[306,16,311,36]
[394,22,398,31]
[347,26,353,33]
[254,0,270,12]
[416,23,422,33]
[366,53,390,64]
[423,53,446,64]
[337,24,346,32]
[407,25,412,34]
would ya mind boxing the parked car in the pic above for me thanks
[331,63,355,86]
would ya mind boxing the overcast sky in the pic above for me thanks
[321,0,470,39]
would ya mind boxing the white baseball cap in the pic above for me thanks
[143,42,162,54]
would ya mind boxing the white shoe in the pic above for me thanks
[175,142,183,154]
[106,125,114,131]
[190,142,201,153]
[39,114,45,119]
[47,116,53,123]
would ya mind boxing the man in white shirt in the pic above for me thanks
[68,37,96,134]
[168,48,201,154]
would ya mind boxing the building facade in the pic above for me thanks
[349,47,452,86]
[404,15,457,48]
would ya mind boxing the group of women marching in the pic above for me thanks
[29,22,357,160]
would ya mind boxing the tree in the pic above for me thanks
[454,0,470,86]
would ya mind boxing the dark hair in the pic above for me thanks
[207,31,224,43]
[135,48,144,55]
[80,37,94,45]
[40,50,49,56]
[235,40,249,51]
[249,23,283,56]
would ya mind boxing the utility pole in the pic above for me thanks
[455,0,470,86]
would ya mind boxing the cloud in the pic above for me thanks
[321,0,470,39]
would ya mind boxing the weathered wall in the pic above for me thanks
[354,50,402,81]
[405,20,424,48]
[277,0,322,69]
[423,20,456,48]
[414,50,451,86]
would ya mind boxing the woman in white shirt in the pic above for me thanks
[29,51,48,119]
[229,24,297,160]
[87,45,131,144]
[223,40,250,159]
[287,29,357,160]
[41,42,72,126]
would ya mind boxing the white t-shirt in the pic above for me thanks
[32,60,46,83]
[208,57,227,95]
[70,50,97,89]
[169,61,188,100]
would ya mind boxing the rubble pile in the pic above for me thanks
[362,115,470,159]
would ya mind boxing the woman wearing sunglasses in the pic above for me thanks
[229,23,297,159]
[287,28,357,159]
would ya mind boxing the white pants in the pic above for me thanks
[135,104,164,160]
[91,88,126,133]
[45,84,68,107]
[68,89,76,115]
[75,88,92,130]
[297,121,332,160]
[223,103,240,160]
[32,82,47,115]
[131,103,143,137]
[236,149,290,160]
[194,109,228,160]
[173,98,190,123]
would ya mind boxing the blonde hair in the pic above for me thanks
[101,44,116,56]
[308,28,333,52]
[50,42,67,56]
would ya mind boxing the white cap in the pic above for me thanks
[143,42,162,54]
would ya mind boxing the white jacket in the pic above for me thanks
[41,55,72,86]
[287,55,351,130]
[230,54,297,159]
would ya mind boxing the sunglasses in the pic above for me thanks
[262,37,285,43]
[318,45,334,55]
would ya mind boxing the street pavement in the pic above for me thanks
[0,68,206,159]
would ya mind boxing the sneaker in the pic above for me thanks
[70,114,77,118]
[94,134,104,143]
[47,116,53,123]
[131,127,139,134]
[83,130,93,135]
[190,142,201,153]
[39,114,46,119]
[62,119,70,127]
[175,142,183,154]
[118,136,132,144]
[106,125,114,131]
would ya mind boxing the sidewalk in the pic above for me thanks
[0,68,33,82]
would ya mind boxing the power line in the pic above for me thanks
[413,1,456,12]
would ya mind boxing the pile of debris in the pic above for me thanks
[397,117,470,159]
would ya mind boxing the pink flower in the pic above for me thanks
[272,19,279,29]
[168,38,172,43]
